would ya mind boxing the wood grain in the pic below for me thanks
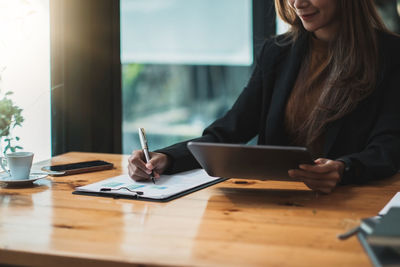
[0,152,399,267]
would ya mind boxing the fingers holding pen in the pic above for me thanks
[128,150,154,181]
[146,152,170,178]
[130,127,174,182]
[128,162,150,181]
[145,161,160,179]
[128,150,170,181]
[129,150,150,173]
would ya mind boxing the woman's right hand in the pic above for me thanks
[128,150,171,182]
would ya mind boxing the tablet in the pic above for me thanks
[187,142,314,181]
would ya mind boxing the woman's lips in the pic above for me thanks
[299,12,318,21]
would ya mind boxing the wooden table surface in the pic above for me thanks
[0,152,399,267]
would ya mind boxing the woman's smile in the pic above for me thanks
[288,0,339,41]
[298,11,319,21]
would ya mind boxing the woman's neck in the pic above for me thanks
[313,22,339,42]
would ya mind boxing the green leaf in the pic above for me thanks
[4,144,10,154]
[0,89,24,147]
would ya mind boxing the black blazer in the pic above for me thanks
[157,31,400,184]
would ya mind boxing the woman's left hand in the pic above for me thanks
[288,158,345,194]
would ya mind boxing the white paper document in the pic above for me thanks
[379,192,400,215]
[75,169,222,200]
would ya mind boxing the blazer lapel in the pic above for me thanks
[265,34,309,144]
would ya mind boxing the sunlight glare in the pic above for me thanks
[0,0,51,162]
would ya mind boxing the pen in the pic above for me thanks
[138,128,156,184]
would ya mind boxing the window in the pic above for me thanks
[276,16,289,35]
[375,0,400,34]
[0,0,51,162]
[121,0,253,153]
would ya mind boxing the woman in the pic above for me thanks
[128,0,400,193]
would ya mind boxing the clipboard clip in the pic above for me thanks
[100,187,144,197]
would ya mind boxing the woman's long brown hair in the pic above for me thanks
[275,0,391,146]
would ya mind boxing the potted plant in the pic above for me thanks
[0,82,24,155]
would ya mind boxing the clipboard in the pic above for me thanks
[73,169,227,202]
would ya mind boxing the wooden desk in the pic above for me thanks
[0,152,399,267]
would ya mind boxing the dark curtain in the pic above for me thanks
[50,0,122,156]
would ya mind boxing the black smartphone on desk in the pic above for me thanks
[41,160,114,176]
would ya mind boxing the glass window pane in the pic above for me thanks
[375,0,400,33]
[276,17,289,35]
[121,0,253,65]
[121,0,253,153]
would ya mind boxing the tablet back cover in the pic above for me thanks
[187,142,313,180]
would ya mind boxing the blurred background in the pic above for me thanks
[0,0,399,160]
[120,0,253,153]
[120,0,400,154]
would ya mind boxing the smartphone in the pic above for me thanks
[41,160,114,176]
